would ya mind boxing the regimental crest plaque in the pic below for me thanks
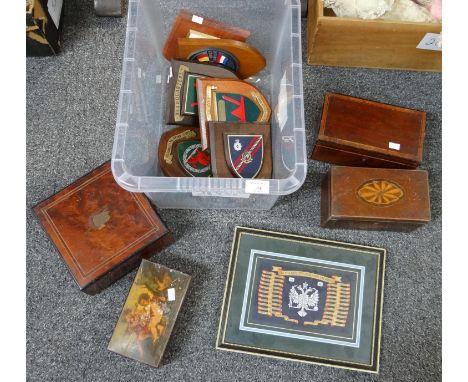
[158,126,211,177]
[225,135,264,178]
[177,140,212,177]
[162,10,250,61]
[217,227,386,373]
[215,93,261,122]
[177,38,266,79]
[166,60,237,126]
[187,48,239,72]
[208,122,272,179]
[196,79,271,150]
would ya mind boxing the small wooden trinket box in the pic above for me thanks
[34,162,174,295]
[311,93,426,169]
[108,259,190,367]
[321,166,431,231]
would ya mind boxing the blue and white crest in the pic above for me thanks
[225,134,264,178]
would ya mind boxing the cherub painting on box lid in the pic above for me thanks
[108,260,190,367]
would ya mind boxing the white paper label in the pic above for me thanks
[245,180,270,194]
[156,75,161,84]
[192,15,204,24]
[47,0,63,29]
[167,288,176,301]
[417,33,442,51]
[289,277,295,282]
[389,142,401,150]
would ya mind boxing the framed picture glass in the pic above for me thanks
[217,227,386,373]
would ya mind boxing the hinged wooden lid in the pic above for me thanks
[34,162,170,291]
[317,93,426,166]
[326,166,431,223]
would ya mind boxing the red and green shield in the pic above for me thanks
[177,141,212,177]
[215,93,261,122]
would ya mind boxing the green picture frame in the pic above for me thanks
[217,227,386,373]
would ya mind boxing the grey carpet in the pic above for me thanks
[26,1,441,381]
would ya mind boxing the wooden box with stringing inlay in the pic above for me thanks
[321,166,431,231]
[311,93,426,169]
[33,162,173,295]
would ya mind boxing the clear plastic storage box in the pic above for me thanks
[111,0,307,210]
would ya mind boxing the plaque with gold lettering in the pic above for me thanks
[158,127,212,177]
[166,60,237,126]
[163,10,250,61]
[196,78,271,150]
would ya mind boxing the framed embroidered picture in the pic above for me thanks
[217,227,386,373]
[108,260,190,367]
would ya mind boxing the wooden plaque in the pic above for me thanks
[321,166,431,231]
[33,162,173,295]
[166,60,237,126]
[177,38,266,79]
[158,127,211,177]
[208,122,272,179]
[163,10,250,61]
[311,93,426,169]
[196,78,271,150]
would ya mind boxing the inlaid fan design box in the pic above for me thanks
[321,166,431,231]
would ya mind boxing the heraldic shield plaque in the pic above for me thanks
[217,227,386,373]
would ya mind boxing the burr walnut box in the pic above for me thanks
[321,166,431,231]
[311,93,426,169]
[34,162,173,295]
